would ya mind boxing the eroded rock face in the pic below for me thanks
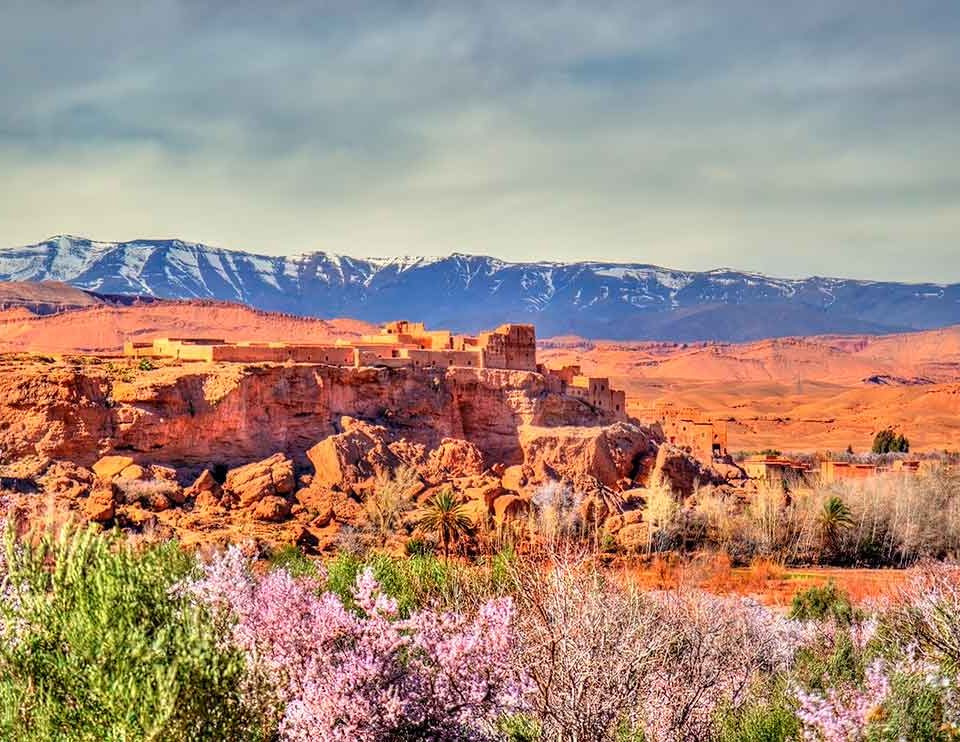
[307,418,400,490]
[0,361,619,471]
[517,421,657,492]
[223,453,295,509]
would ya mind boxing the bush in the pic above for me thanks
[873,428,910,454]
[0,525,267,740]
[714,685,800,742]
[183,546,526,740]
[268,544,317,578]
[324,551,471,616]
[497,713,543,741]
[789,581,854,625]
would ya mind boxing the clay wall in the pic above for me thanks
[478,324,537,371]
[820,460,879,483]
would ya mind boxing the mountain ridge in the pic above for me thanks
[1,235,958,341]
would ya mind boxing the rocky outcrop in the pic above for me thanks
[0,356,748,553]
[0,360,619,471]
[222,453,295,509]
[516,422,657,493]
[307,418,401,490]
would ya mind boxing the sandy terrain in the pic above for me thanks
[0,301,374,354]
[539,328,960,453]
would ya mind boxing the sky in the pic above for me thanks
[1,1,958,281]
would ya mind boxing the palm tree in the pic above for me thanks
[416,490,473,561]
[819,495,854,557]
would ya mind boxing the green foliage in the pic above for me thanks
[0,525,267,741]
[324,551,465,616]
[497,713,543,741]
[138,358,156,371]
[404,537,433,557]
[267,544,317,578]
[789,581,855,625]
[613,719,646,741]
[489,546,519,594]
[793,627,865,693]
[872,428,910,454]
[415,489,473,560]
[714,693,800,742]
[866,671,949,742]
[819,496,855,556]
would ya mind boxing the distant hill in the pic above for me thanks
[0,280,155,315]
[0,300,372,354]
[2,235,959,341]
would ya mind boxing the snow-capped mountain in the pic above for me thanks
[1,235,958,341]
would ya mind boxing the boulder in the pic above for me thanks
[518,421,655,490]
[150,465,179,482]
[38,461,94,500]
[617,522,647,551]
[121,505,157,530]
[604,509,643,535]
[118,464,148,481]
[649,445,707,497]
[186,469,221,498]
[425,438,485,480]
[462,480,507,509]
[493,494,529,524]
[501,464,527,492]
[92,455,135,480]
[224,453,295,508]
[83,488,116,522]
[193,489,223,513]
[253,495,292,522]
[307,418,400,490]
[147,493,171,512]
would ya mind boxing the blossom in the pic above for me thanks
[184,548,528,740]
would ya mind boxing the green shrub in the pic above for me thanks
[793,627,864,693]
[0,525,268,740]
[789,581,854,625]
[267,543,317,578]
[873,428,910,454]
[714,687,800,742]
[490,546,519,594]
[866,670,948,741]
[138,358,156,371]
[497,713,543,741]
[405,537,433,557]
[324,551,488,615]
[613,719,646,741]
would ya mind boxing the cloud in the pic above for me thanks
[0,0,958,281]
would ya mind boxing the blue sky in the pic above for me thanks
[1,1,958,280]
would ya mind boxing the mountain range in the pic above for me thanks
[1,235,957,341]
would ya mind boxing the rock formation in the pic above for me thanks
[0,356,745,550]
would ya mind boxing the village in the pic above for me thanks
[124,319,628,418]
[124,319,948,488]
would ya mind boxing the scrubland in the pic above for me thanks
[3,469,960,740]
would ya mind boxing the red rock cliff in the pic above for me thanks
[0,358,620,471]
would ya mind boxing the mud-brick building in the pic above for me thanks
[123,320,539,372]
[634,402,728,460]
[819,460,879,483]
[536,364,626,418]
[743,455,811,486]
